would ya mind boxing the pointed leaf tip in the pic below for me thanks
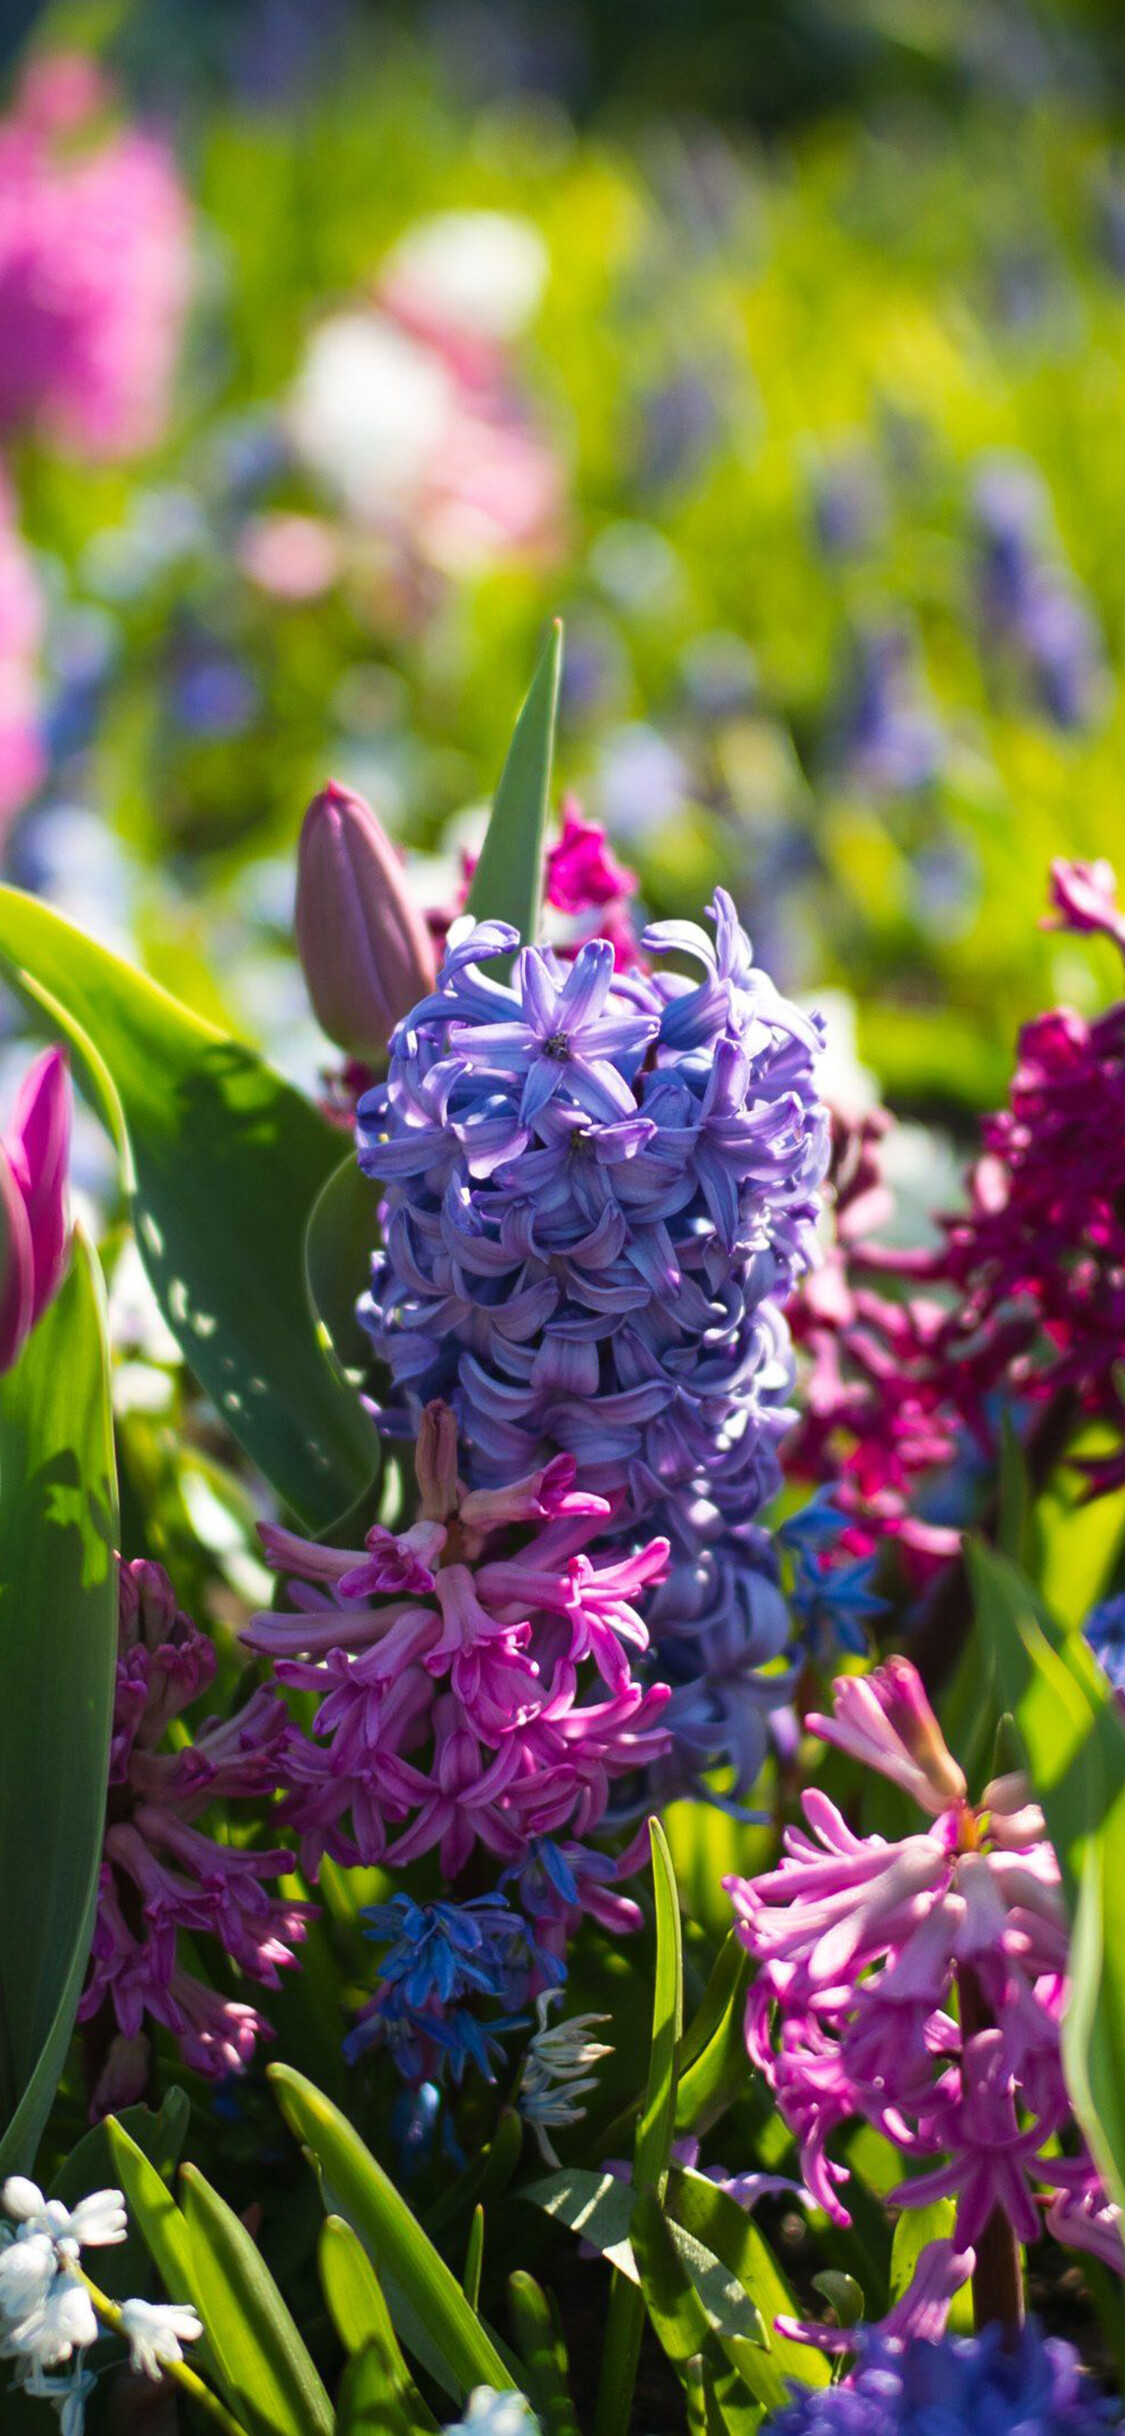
[465,622,564,958]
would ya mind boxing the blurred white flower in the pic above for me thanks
[289,311,453,517]
[382,211,547,344]
[120,2295,204,2380]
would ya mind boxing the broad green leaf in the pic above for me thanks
[181,2161,333,2436]
[636,1816,684,2188]
[0,888,376,1529]
[677,1937,753,2137]
[667,2167,828,2406]
[595,1818,683,2436]
[969,1541,1125,2212]
[319,2214,388,2354]
[631,2189,716,2367]
[889,2199,972,2333]
[335,2340,433,2436]
[0,1233,117,2170]
[320,2221,438,2436]
[507,2272,580,2436]
[52,2090,189,2304]
[523,2167,638,2274]
[106,2116,219,2381]
[270,2065,513,2397]
[305,1151,377,1376]
[464,621,563,960]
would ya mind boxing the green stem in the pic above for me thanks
[79,2271,251,2436]
[955,1970,1025,2339]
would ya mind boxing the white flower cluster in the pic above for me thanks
[0,2177,201,2430]
[517,1990,614,2169]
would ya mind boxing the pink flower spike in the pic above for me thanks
[809,1657,967,1816]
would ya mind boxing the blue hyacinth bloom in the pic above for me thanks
[764,2325,1122,2434]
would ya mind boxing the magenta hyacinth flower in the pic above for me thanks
[79,1559,309,2114]
[0,1046,71,1376]
[789,857,1125,1560]
[245,1401,670,1960]
[726,1657,1123,2327]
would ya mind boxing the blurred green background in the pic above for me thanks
[6,0,1125,1139]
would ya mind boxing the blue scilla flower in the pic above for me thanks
[361,1893,528,2010]
[780,1490,887,1663]
[347,1894,545,2084]
[1084,1592,1125,1695]
[764,2325,1122,2435]
[357,893,829,1792]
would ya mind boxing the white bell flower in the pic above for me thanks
[119,2295,204,2380]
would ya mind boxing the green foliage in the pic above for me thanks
[270,2064,514,2399]
[595,1817,683,2436]
[971,1540,1125,2214]
[0,1233,118,2173]
[465,621,563,960]
[0,889,375,1530]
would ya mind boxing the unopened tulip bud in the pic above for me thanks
[0,1046,71,1376]
[295,781,435,1062]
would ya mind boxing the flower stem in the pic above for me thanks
[955,1967,1025,2340]
[79,2272,251,2436]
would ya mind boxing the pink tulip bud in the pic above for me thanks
[295,781,436,1062]
[0,1045,71,1375]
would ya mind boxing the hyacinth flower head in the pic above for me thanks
[726,1655,1122,2329]
[79,1558,310,2113]
[0,1046,71,1376]
[788,858,1125,1567]
[0,52,192,459]
[246,1403,670,2071]
[762,2322,1122,2434]
[357,888,829,1795]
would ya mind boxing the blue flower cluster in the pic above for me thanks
[357,892,829,1792]
[974,458,1108,732]
[766,2327,1122,2436]
[1083,1591,1125,1695]
[779,1489,887,1664]
[345,1893,552,2082]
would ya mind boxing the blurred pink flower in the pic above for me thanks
[0,54,192,459]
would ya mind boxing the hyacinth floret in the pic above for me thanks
[246,1404,670,2015]
[357,889,829,1795]
[726,1657,1123,2322]
[79,1558,310,2112]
